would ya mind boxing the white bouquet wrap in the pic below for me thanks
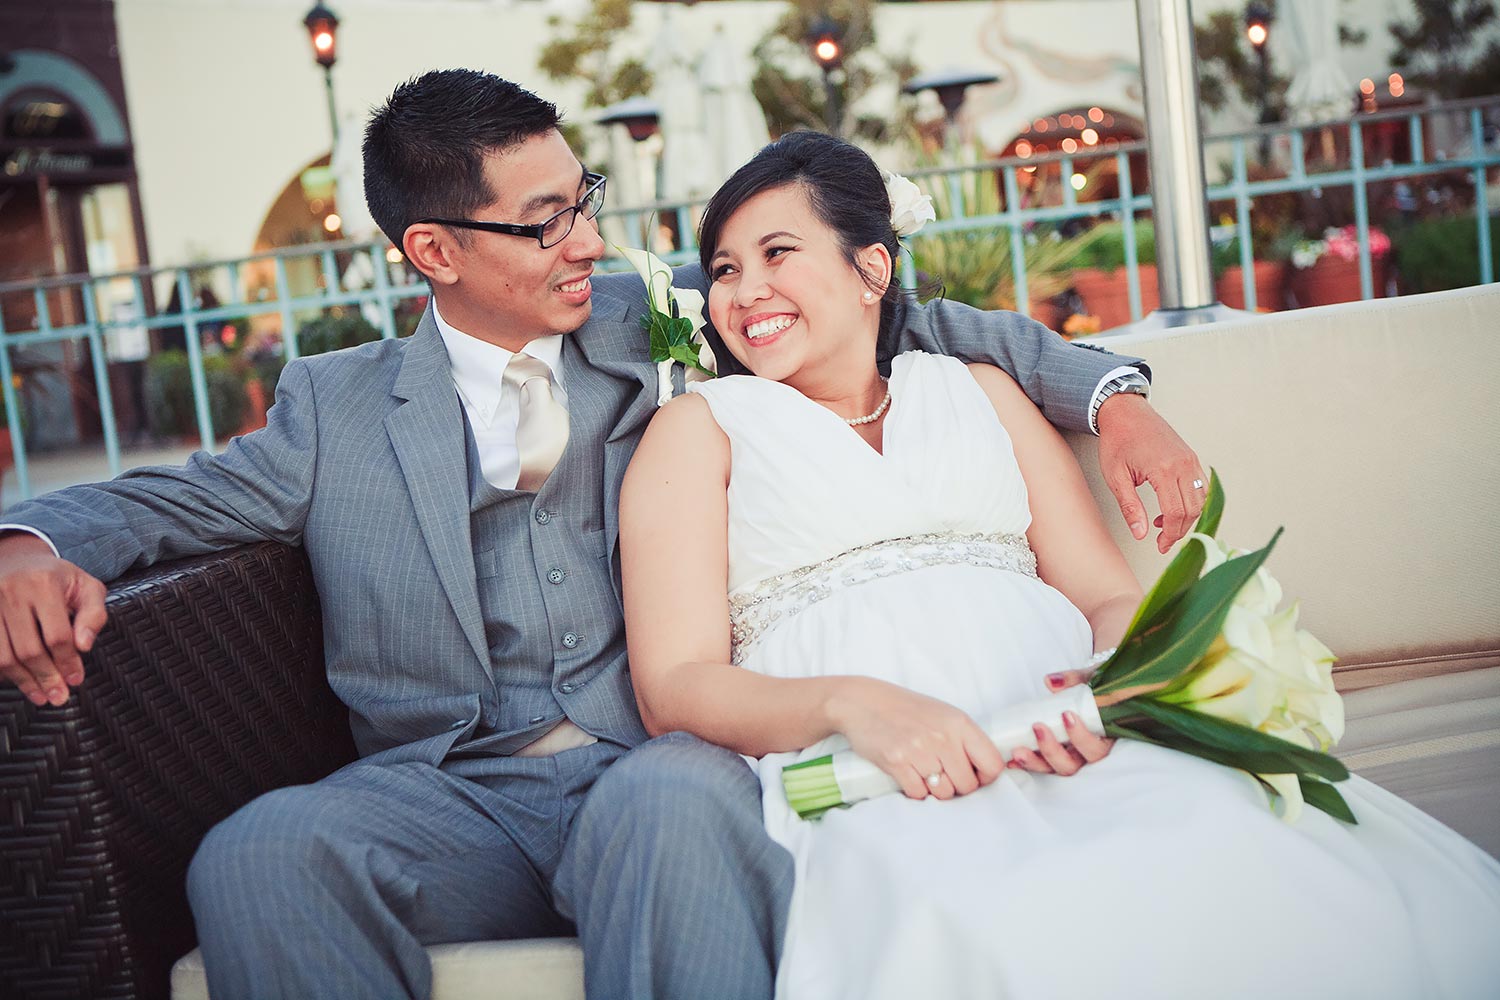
[786,686,1105,817]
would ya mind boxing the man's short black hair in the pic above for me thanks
[363,69,563,249]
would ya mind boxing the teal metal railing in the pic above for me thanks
[1,97,1496,502]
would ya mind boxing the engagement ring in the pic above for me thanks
[926,773,943,788]
[1192,479,1205,490]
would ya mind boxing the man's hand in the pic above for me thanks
[1095,393,1207,553]
[0,533,107,706]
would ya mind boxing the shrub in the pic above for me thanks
[1390,214,1500,294]
[294,311,381,357]
[144,351,249,438]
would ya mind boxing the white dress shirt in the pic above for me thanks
[433,302,568,491]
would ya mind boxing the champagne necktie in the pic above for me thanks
[504,353,569,492]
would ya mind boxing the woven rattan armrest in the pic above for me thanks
[1,541,357,1000]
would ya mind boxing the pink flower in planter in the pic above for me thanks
[1324,225,1390,262]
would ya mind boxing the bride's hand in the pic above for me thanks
[1008,671,1116,776]
[828,677,1005,802]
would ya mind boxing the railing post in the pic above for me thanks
[1133,0,1216,312]
[1002,166,1029,318]
[275,256,299,361]
[1232,139,1257,311]
[176,270,216,452]
[81,276,122,478]
[370,244,398,340]
[0,312,30,502]
[1350,119,1373,300]
[1473,107,1494,285]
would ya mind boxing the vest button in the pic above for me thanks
[559,683,576,694]
[547,568,565,585]
[535,509,552,525]
[529,715,547,725]
[561,631,580,649]
[450,719,467,730]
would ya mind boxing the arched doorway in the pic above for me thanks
[995,105,1147,218]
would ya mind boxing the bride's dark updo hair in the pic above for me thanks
[697,130,906,376]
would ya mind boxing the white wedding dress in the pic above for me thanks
[689,351,1500,1000]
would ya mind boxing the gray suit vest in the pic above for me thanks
[449,404,647,759]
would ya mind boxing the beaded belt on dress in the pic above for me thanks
[726,531,1037,665]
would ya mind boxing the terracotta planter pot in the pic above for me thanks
[1027,297,1068,332]
[1290,255,1388,308]
[237,378,271,435]
[1071,265,1160,330]
[1216,261,1288,312]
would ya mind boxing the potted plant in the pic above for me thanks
[1288,225,1392,308]
[1211,234,1289,311]
[1067,221,1159,329]
[909,225,1095,331]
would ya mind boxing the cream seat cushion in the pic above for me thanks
[171,938,584,1000]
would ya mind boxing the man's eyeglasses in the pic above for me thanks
[420,172,607,249]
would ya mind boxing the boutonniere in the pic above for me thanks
[615,246,718,405]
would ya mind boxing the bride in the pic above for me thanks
[618,131,1500,999]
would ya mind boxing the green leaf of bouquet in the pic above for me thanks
[1110,536,1207,656]
[1127,697,1349,782]
[1112,715,1323,775]
[1094,531,1282,695]
[668,342,701,368]
[645,314,673,362]
[668,315,696,344]
[1192,469,1225,538]
[1299,775,1358,824]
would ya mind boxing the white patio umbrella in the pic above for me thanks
[651,7,713,202]
[696,25,772,187]
[1281,0,1353,125]
[330,110,379,243]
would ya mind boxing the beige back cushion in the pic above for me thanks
[1064,285,1500,688]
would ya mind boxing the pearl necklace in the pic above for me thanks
[845,378,892,426]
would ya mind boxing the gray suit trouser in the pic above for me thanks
[186,732,792,999]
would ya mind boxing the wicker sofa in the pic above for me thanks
[3,286,1497,1000]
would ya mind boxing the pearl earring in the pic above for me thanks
[862,291,876,302]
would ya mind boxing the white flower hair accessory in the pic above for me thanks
[883,170,936,238]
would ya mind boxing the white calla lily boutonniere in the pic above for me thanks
[615,246,718,405]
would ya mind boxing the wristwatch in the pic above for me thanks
[1089,372,1150,432]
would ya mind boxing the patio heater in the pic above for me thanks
[807,17,844,138]
[1106,0,1241,332]
[303,3,340,147]
[902,68,1001,155]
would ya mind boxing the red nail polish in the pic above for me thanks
[1045,673,1065,688]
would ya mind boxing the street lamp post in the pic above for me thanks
[807,17,844,137]
[304,3,340,147]
[1245,1,1274,163]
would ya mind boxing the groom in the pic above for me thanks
[0,70,1203,998]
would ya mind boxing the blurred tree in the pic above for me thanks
[1388,0,1500,100]
[750,0,916,142]
[537,0,653,147]
[1194,8,1290,120]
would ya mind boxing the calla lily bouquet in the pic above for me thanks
[784,473,1355,825]
[615,245,717,404]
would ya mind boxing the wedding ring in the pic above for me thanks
[1192,479,1206,490]
[926,772,943,788]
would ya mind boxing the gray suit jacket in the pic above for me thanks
[5,268,1142,760]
